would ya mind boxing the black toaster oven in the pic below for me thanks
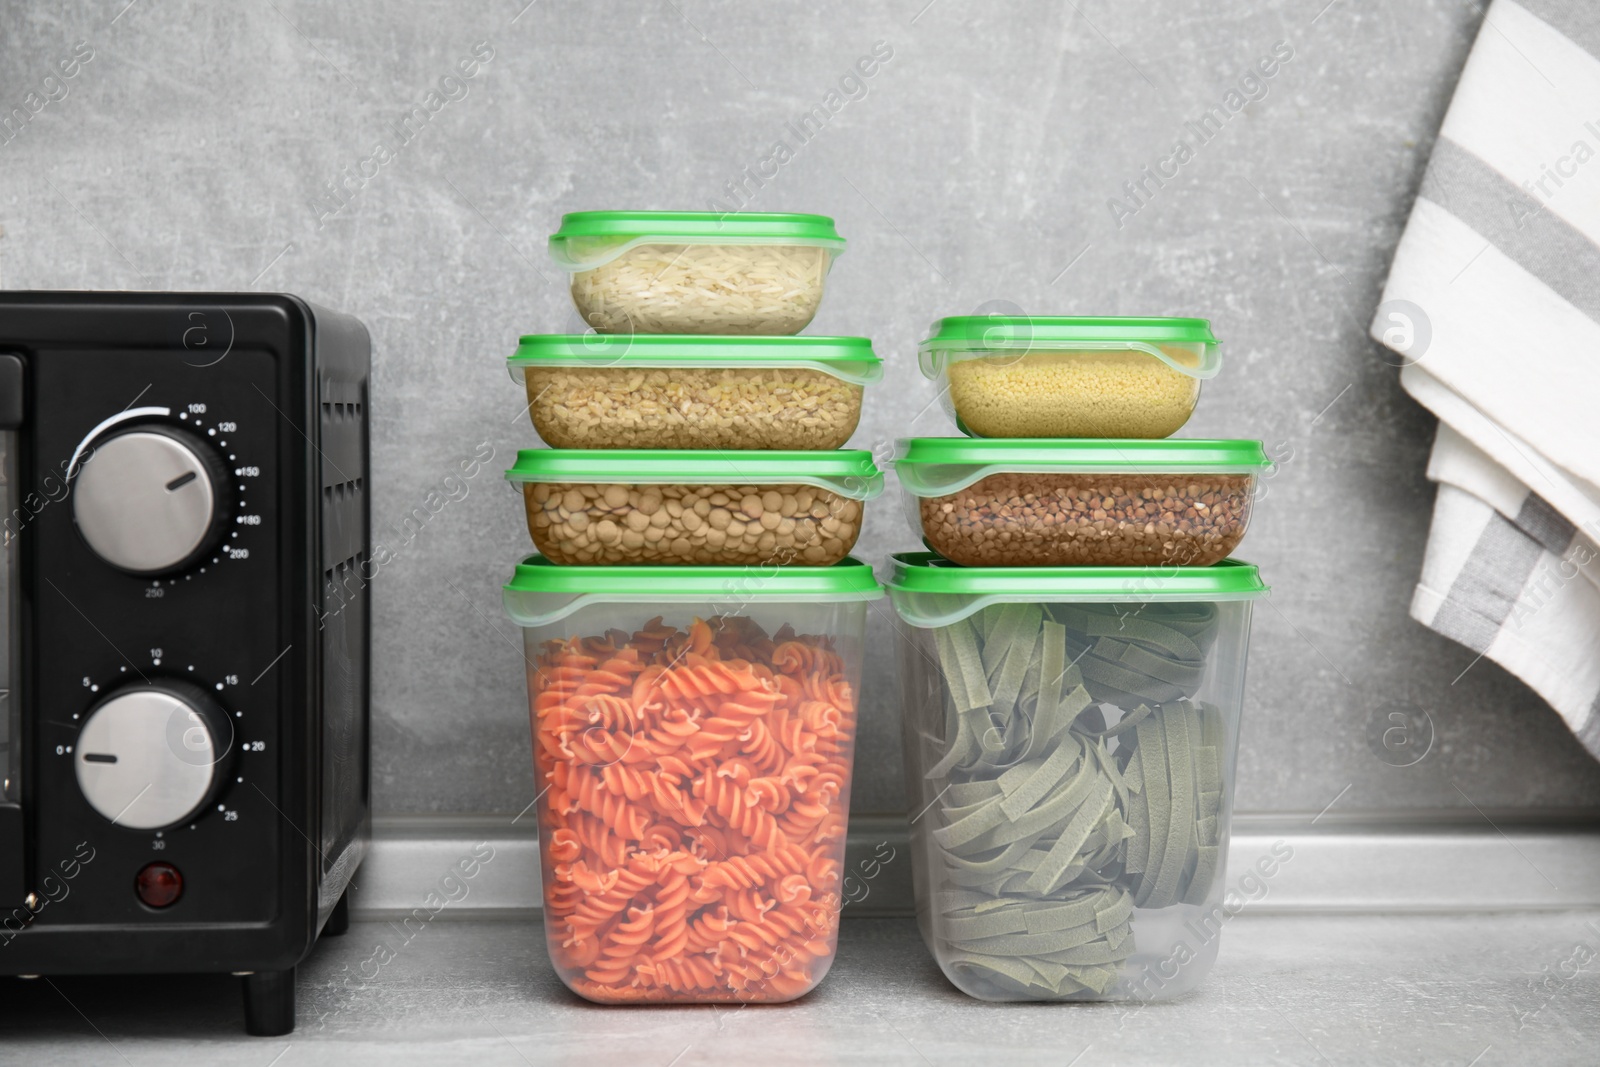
[0,292,371,1036]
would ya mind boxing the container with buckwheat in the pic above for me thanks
[893,438,1271,568]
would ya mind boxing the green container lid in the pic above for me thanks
[894,437,1271,496]
[887,551,1267,627]
[508,334,883,387]
[919,315,1221,379]
[505,554,884,627]
[549,211,846,271]
[506,448,885,499]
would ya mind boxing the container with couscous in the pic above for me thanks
[918,316,1221,439]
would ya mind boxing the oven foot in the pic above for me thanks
[323,887,350,937]
[242,967,296,1036]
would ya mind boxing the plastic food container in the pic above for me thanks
[505,555,882,1003]
[919,317,1221,439]
[509,334,882,451]
[887,552,1267,1002]
[549,211,846,335]
[895,438,1269,568]
[508,449,883,566]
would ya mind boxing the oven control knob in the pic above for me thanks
[74,682,234,831]
[72,425,231,575]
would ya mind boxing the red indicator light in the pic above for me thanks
[136,862,183,908]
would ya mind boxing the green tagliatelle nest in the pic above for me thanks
[924,601,1227,998]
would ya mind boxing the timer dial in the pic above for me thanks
[74,681,234,830]
[72,425,231,575]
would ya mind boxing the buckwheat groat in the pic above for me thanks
[918,473,1254,567]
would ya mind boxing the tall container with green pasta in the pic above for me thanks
[886,553,1267,1002]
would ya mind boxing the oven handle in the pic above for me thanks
[0,353,19,430]
[0,352,24,906]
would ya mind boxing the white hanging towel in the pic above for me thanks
[1371,0,1600,757]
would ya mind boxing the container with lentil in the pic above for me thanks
[918,316,1221,439]
[894,438,1269,568]
[887,552,1267,1001]
[549,211,846,335]
[509,334,882,451]
[504,555,883,1002]
[508,449,883,567]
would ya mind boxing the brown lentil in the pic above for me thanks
[525,481,863,566]
[917,472,1254,567]
[523,366,864,450]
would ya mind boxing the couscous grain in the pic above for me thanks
[944,350,1199,438]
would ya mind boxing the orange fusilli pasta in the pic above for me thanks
[528,614,858,1003]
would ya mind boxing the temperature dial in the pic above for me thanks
[74,681,234,831]
[72,424,231,575]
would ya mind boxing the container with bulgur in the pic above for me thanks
[919,316,1221,439]
[509,335,882,451]
[893,438,1269,568]
[549,211,846,335]
[507,449,883,566]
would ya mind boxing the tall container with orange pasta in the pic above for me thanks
[503,558,883,1003]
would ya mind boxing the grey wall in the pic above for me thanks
[4,0,1598,818]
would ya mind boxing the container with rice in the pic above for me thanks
[548,211,846,335]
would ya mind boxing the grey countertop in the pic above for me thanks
[4,913,1597,1065]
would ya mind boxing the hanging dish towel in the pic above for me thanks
[1371,0,1600,758]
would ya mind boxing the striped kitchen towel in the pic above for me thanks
[1371,0,1600,758]
[1411,428,1600,756]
